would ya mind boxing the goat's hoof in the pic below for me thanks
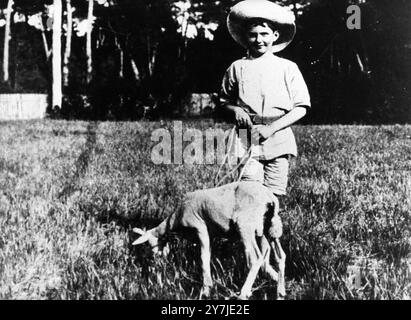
[276,293,286,300]
[237,292,251,300]
[199,286,211,299]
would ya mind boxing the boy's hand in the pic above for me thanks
[252,125,275,142]
[234,107,252,128]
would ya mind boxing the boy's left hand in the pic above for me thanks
[251,125,275,142]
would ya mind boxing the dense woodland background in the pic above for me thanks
[0,1,410,300]
[0,0,410,123]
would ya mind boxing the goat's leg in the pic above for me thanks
[259,236,279,282]
[271,238,286,299]
[197,227,212,298]
[238,234,264,300]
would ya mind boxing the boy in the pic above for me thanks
[220,0,311,200]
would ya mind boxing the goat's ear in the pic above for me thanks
[132,233,151,245]
[133,227,146,235]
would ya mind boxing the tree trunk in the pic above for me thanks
[63,0,73,87]
[292,0,298,17]
[114,36,123,78]
[147,39,158,78]
[52,0,62,108]
[119,48,124,78]
[41,29,51,59]
[3,0,13,82]
[86,0,94,84]
[130,58,140,82]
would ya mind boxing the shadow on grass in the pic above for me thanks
[58,122,98,201]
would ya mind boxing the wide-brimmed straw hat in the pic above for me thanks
[227,0,296,53]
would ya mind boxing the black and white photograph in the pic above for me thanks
[0,0,409,304]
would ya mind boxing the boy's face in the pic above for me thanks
[245,23,280,57]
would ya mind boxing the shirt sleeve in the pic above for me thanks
[219,63,238,106]
[287,62,311,108]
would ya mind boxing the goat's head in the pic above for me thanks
[132,227,170,257]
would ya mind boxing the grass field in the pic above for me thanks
[0,119,410,300]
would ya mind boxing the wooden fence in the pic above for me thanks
[0,94,48,120]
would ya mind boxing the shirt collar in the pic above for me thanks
[246,51,276,61]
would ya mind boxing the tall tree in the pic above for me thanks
[3,0,13,82]
[52,0,62,108]
[63,0,73,87]
[86,0,93,84]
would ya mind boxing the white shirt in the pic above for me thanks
[220,53,311,159]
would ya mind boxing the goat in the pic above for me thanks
[132,181,286,299]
